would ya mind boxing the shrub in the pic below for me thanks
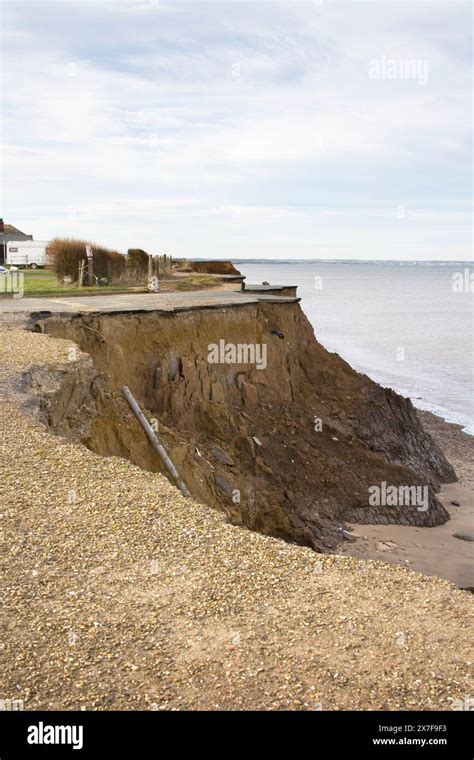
[127,249,149,273]
[47,238,126,283]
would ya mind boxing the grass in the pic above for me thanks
[0,270,142,298]
[0,269,220,298]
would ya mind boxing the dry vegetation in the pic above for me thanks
[44,240,219,293]
[47,238,125,283]
[171,274,217,291]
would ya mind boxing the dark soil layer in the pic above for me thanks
[32,300,455,551]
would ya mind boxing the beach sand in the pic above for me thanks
[339,410,473,589]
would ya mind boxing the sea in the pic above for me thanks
[235,261,474,435]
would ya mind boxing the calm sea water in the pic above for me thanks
[236,261,474,435]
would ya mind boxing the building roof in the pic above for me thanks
[0,222,33,241]
[3,224,29,235]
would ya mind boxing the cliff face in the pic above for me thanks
[185,260,241,275]
[35,299,455,551]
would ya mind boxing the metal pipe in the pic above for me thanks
[121,385,190,497]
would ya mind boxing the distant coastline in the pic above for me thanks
[233,259,473,265]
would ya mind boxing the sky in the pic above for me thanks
[0,0,472,260]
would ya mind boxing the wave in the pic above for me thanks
[353,366,474,436]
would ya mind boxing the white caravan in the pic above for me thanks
[6,240,49,269]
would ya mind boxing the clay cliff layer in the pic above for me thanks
[31,300,456,550]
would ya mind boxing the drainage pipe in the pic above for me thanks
[121,385,190,497]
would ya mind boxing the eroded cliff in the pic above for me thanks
[31,299,456,551]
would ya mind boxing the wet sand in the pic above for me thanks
[339,410,473,588]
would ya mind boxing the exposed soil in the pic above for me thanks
[32,299,455,552]
[182,261,242,275]
[418,410,474,491]
[339,411,474,588]
[1,316,472,711]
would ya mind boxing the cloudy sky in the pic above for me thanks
[1,0,471,259]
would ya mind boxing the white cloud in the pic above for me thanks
[0,0,471,260]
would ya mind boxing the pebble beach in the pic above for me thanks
[1,317,473,711]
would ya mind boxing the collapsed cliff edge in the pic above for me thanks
[28,295,456,552]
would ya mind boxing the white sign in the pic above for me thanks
[85,245,93,259]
